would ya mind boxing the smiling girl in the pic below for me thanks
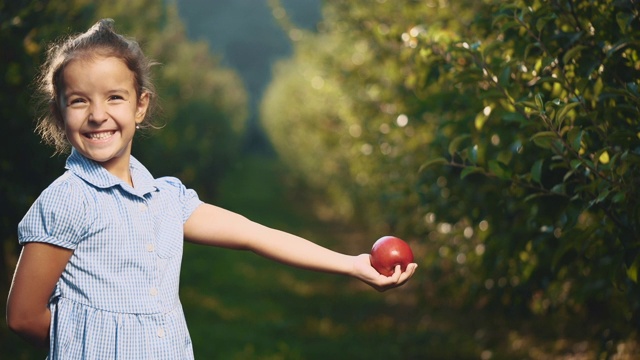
[6,19,416,359]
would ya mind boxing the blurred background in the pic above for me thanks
[2,0,639,358]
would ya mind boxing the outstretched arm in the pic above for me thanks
[183,203,416,291]
[6,243,73,348]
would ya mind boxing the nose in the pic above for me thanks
[88,103,108,123]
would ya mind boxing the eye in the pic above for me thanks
[68,98,86,105]
[108,94,125,101]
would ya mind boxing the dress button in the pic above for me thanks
[138,203,147,212]
[149,287,158,296]
[157,327,165,338]
[146,243,155,252]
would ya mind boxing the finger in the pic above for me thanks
[396,263,418,284]
[391,265,403,280]
[406,263,418,275]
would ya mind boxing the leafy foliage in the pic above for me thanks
[417,0,640,324]
[1,3,247,357]
[261,0,640,355]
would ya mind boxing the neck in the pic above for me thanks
[102,157,134,187]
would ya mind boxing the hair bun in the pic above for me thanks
[86,18,116,35]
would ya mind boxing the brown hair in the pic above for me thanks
[35,19,158,154]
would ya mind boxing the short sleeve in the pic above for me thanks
[156,177,203,223]
[18,174,88,250]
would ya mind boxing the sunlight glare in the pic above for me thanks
[396,114,409,127]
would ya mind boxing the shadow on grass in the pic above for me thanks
[180,155,480,359]
[179,155,640,360]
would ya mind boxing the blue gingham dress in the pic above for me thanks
[18,149,203,359]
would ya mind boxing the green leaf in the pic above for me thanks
[531,131,556,140]
[479,89,506,101]
[556,102,581,126]
[535,76,564,85]
[524,193,545,202]
[550,183,565,194]
[448,134,471,156]
[530,131,557,149]
[488,160,512,180]
[595,188,611,203]
[566,128,583,151]
[570,159,582,170]
[419,157,448,172]
[562,45,588,64]
[534,93,544,110]
[491,14,511,28]
[612,192,626,203]
[563,169,575,182]
[460,166,485,179]
[475,112,487,130]
[607,40,630,57]
[499,66,511,85]
[626,258,639,283]
[518,101,538,110]
[500,20,521,32]
[616,12,633,34]
[531,159,544,183]
[499,3,521,11]
[524,42,542,59]
[502,112,529,125]
[469,144,478,164]
[616,161,630,176]
[482,40,504,57]
[535,13,556,32]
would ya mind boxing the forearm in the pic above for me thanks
[7,307,51,348]
[238,222,418,292]
[185,203,418,291]
[245,224,356,275]
[185,204,357,275]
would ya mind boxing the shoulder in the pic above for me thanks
[153,176,200,198]
[154,176,186,189]
[153,177,203,222]
[18,171,91,248]
[37,171,89,206]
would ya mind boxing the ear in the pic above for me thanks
[135,92,150,123]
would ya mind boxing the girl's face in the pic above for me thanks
[60,56,149,179]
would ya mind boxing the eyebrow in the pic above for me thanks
[64,88,131,97]
[107,88,131,95]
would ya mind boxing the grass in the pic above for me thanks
[180,155,427,359]
[161,155,640,360]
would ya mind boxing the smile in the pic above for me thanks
[85,131,115,140]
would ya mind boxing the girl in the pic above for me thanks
[6,19,416,359]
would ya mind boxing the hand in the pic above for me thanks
[351,253,418,292]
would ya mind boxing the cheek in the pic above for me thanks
[116,106,139,123]
[62,109,85,132]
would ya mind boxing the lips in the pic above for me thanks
[84,130,116,140]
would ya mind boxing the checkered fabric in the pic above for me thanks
[18,149,203,359]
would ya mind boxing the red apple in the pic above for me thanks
[369,236,414,276]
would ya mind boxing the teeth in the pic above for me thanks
[87,131,114,140]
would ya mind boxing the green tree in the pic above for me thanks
[1,1,247,356]
[99,2,249,200]
[262,0,640,356]
[416,0,640,333]
[1,2,97,357]
[1,0,91,302]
